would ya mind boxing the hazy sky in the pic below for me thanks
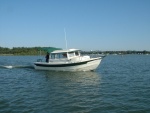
[0,0,150,51]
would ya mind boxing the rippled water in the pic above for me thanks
[0,55,150,113]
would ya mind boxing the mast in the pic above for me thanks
[64,28,68,49]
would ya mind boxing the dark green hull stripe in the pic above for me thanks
[35,61,87,67]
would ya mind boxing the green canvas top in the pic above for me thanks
[38,47,62,53]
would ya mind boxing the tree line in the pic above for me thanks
[82,50,150,55]
[0,47,45,55]
[0,47,150,55]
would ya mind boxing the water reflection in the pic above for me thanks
[39,71,102,112]
[44,71,101,87]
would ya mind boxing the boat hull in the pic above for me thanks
[34,57,102,71]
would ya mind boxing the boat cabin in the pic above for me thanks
[50,49,81,60]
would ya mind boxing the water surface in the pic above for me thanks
[0,55,150,113]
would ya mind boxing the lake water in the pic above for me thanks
[0,55,150,113]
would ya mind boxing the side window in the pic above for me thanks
[51,53,68,59]
[75,51,79,56]
[69,52,75,57]
[58,54,62,59]
[51,53,69,59]
[55,54,59,59]
[62,53,67,58]
[58,53,67,58]
[51,54,55,59]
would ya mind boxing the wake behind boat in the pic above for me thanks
[34,48,104,71]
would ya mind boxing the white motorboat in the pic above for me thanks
[34,48,104,71]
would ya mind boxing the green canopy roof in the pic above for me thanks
[38,47,62,53]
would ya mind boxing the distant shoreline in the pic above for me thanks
[0,52,150,56]
[0,47,150,55]
[0,54,39,56]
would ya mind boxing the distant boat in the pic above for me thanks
[34,48,104,71]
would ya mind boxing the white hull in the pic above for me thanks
[34,58,101,72]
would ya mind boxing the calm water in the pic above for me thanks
[0,55,150,113]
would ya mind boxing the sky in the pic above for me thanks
[0,0,150,51]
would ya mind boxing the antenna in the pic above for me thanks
[64,28,68,49]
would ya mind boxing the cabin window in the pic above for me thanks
[51,54,59,59]
[68,52,75,57]
[58,54,63,58]
[51,53,67,59]
[75,51,79,56]
[55,54,59,59]
[51,54,55,59]
[58,53,66,58]
[62,53,67,58]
